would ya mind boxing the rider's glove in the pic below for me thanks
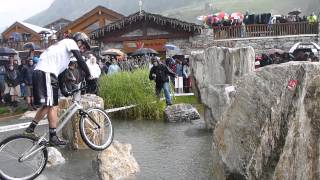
[61,89,72,97]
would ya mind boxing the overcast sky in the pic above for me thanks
[0,0,54,32]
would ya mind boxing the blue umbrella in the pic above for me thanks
[164,44,180,51]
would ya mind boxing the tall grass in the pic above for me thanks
[98,68,165,120]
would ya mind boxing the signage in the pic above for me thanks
[123,39,167,53]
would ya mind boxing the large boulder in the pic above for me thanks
[46,147,65,167]
[59,94,104,150]
[213,62,320,180]
[164,103,200,122]
[93,141,140,180]
[191,46,255,128]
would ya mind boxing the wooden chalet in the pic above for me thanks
[44,18,72,31]
[1,21,55,50]
[59,6,124,37]
[90,11,203,54]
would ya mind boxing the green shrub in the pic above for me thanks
[98,68,165,120]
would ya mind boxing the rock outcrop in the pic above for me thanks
[46,147,65,167]
[213,62,320,180]
[93,141,140,180]
[164,103,200,122]
[59,94,104,150]
[191,46,255,128]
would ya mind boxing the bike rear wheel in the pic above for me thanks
[79,108,113,151]
[0,134,47,180]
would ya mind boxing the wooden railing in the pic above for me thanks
[213,22,319,40]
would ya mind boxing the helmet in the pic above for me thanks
[72,32,91,50]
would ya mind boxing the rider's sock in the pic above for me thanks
[25,120,38,133]
[49,128,57,137]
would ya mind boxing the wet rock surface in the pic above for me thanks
[212,62,320,180]
[191,46,255,128]
[164,103,200,122]
[94,140,140,180]
[47,147,66,167]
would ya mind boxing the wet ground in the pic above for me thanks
[0,117,214,180]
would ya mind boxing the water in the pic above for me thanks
[0,119,214,180]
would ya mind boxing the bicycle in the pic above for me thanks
[0,86,113,180]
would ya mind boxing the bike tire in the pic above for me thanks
[0,134,48,180]
[79,107,113,151]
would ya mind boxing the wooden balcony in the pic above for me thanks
[213,22,319,40]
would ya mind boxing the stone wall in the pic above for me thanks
[186,24,320,55]
[191,46,255,128]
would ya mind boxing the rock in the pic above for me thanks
[191,46,255,128]
[59,94,104,150]
[94,140,140,180]
[212,62,320,180]
[164,103,200,122]
[46,147,65,167]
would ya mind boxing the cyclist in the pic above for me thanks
[25,32,91,146]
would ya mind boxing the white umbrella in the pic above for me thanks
[289,42,320,53]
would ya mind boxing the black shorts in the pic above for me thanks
[33,70,59,107]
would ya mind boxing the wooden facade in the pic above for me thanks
[90,11,203,53]
[59,6,124,37]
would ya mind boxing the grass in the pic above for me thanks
[98,69,204,120]
[98,68,165,120]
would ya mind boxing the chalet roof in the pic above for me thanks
[60,5,124,33]
[2,21,56,37]
[90,11,203,40]
[19,21,56,35]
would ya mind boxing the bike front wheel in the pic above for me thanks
[0,134,48,180]
[79,108,113,151]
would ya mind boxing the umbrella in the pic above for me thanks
[23,42,40,50]
[214,11,229,20]
[101,49,125,56]
[164,44,180,51]
[288,9,301,16]
[131,48,159,56]
[267,48,285,55]
[0,47,17,56]
[229,12,244,21]
[289,42,320,53]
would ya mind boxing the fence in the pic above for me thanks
[213,22,319,40]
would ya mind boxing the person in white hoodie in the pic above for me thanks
[86,54,101,94]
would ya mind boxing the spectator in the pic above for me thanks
[22,59,35,110]
[310,52,319,62]
[19,59,26,97]
[5,64,20,107]
[175,59,183,93]
[86,55,101,94]
[183,60,191,93]
[0,65,6,104]
[107,58,120,75]
[149,57,176,106]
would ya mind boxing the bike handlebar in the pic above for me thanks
[69,85,88,95]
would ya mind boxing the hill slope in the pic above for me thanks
[26,0,320,26]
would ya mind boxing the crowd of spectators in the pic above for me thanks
[257,51,319,68]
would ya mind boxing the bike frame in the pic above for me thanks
[19,99,83,162]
